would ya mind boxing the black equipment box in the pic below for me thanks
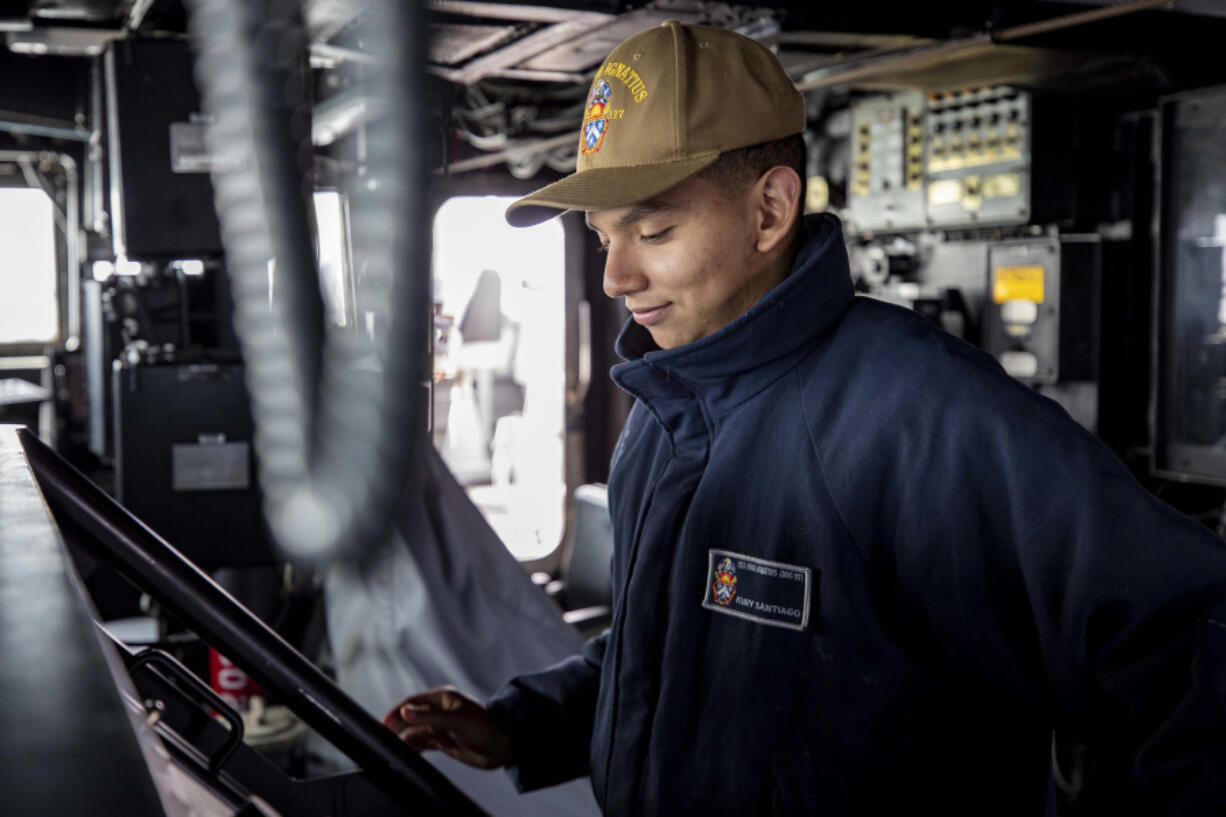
[1153,85,1226,484]
[113,362,273,568]
[105,38,224,259]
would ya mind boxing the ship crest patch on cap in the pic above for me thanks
[583,118,609,154]
[587,78,611,116]
[581,78,612,155]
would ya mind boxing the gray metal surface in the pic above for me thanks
[0,425,167,816]
[430,22,519,66]
[431,13,614,85]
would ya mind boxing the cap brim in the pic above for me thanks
[505,153,721,227]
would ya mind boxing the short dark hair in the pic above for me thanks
[697,133,807,202]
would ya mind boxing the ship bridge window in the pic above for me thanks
[313,190,351,328]
[432,195,566,562]
[0,187,58,344]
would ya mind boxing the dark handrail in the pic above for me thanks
[128,648,245,774]
[20,428,488,817]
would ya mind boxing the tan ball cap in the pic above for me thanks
[505,20,805,227]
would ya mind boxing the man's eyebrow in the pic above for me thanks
[586,199,678,231]
[616,200,677,229]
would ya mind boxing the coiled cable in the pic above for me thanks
[185,0,428,564]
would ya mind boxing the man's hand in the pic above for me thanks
[382,686,513,770]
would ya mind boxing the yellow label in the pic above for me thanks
[993,265,1045,304]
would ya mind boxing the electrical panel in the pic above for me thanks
[849,91,926,231]
[981,237,1100,386]
[925,87,1031,228]
[982,240,1061,384]
[848,86,1066,232]
[853,234,1100,389]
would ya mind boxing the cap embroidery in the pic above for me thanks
[583,117,609,154]
[598,60,650,103]
[582,78,612,155]
[587,78,611,116]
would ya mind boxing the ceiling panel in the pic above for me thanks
[515,6,699,72]
[430,22,520,65]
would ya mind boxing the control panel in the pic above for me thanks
[848,86,1038,232]
[849,91,926,231]
[925,87,1031,228]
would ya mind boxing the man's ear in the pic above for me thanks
[753,166,802,254]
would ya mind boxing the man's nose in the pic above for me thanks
[602,244,646,300]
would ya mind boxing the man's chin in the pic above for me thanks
[646,326,696,351]
[644,331,671,351]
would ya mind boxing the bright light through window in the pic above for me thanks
[314,190,350,327]
[433,196,566,561]
[0,188,58,343]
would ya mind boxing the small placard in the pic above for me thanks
[702,549,813,631]
[172,441,250,491]
[169,121,240,174]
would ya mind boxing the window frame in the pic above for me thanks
[429,176,587,575]
[0,152,79,354]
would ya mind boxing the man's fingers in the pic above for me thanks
[409,733,490,768]
[383,687,465,732]
[395,724,439,751]
[403,686,464,711]
[383,705,422,733]
[383,686,509,769]
[382,708,408,732]
[397,703,469,728]
[395,725,467,760]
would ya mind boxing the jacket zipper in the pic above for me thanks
[600,454,672,806]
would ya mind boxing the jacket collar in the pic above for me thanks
[610,212,854,426]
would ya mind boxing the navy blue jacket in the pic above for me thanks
[486,213,1226,815]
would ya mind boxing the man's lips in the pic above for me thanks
[630,303,671,326]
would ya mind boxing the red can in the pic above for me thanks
[209,648,262,711]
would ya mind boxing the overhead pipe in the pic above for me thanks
[794,0,1175,91]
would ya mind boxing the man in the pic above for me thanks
[385,21,1226,815]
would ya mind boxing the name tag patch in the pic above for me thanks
[701,549,813,631]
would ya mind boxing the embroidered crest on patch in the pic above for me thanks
[712,557,738,606]
[582,117,609,155]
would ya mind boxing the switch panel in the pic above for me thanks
[848,91,927,231]
[848,86,1054,233]
[925,86,1032,228]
